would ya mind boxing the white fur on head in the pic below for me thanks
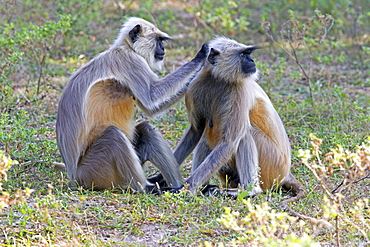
[113,17,170,71]
[208,37,259,82]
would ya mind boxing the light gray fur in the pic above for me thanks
[133,121,183,188]
[174,37,303,196]
[234,134,259,191]
[56,17,208,191]
[77,126,146,191]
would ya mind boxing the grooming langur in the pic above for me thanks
[56,17,209,192]
[171,37,305,198]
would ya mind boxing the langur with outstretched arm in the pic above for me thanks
[56,17,209,192]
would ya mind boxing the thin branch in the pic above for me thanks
[335,216,341,247]
[332,172,370,194]
[7,94,46,113]
[36,54,46,96]
[288,41,314,101]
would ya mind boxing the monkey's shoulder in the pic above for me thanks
[89,79,134,100]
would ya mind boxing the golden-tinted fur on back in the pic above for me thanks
[173,37,305,197]
[56,17,209,191]
[84,79,136,147]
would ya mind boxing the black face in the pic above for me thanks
[208,48,220,66]
[240,46,260,75]
[154,36,168,61]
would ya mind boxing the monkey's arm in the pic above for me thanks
[148,120,205,186]
[186,141,237,191]
[128,44,209,116]
[174,123,205,165]
[135,81,188,116]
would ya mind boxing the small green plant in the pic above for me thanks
[0,14,71,97]
[262,10,334,102]
[0,110,58,163]
[183,0,252,41]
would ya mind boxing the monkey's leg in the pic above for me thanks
[149,123,205,187]
[193,136,213,187]
[77,126,148,191]
[174,125,205,165]
[134,121,183,188]
[193,137,220,195]
[235,135,263,196]
[192,136,212,173]
[252,127,291,191]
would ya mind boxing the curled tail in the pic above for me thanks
[281,173,332,228]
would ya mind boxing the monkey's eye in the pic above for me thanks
[241,46,261,56]
[240,52,249,58]
[157,36,170,42]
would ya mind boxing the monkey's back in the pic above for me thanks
[84,79,137,146]
[249,83,292,190]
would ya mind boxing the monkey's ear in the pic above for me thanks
[208,48,220,66]
[129,24,141,43]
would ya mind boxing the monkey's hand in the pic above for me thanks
[200,185,240,199]
[145,184,184,195]
[200,184,223,197]
[163,184,184,194]
[192,43,209,63]
[147,174,165,186]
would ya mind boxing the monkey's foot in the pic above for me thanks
[162,186,183,194]
[147,174,166,187]
[200,184,236,198]
[200,185,262,199]
[144,185,162,195]
[248,186,263,196]
[145,185,183,195]
[200,184,219,195]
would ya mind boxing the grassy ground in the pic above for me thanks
[0,0,369,246]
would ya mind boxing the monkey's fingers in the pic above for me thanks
[200,184,232,198]
[193,43,209,61]
[161,186,183,194]
[146,184,184,195]
[147,173,165,186]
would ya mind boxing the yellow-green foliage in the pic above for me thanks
[207,136,369,246]
[212,199,319,247]
[0,151,18,211]
[0,151,33,212]
[298,135,370,243]
[0,151,17,187]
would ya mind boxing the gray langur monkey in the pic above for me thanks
[56,17,209,192]
[169,37,306,199]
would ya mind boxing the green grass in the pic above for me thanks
[1,0,369,246]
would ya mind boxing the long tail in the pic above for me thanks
[281,173,332,228]
[52,162,66,171]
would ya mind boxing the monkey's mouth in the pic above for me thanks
[243,65,256,75]
[155,54,165,60]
